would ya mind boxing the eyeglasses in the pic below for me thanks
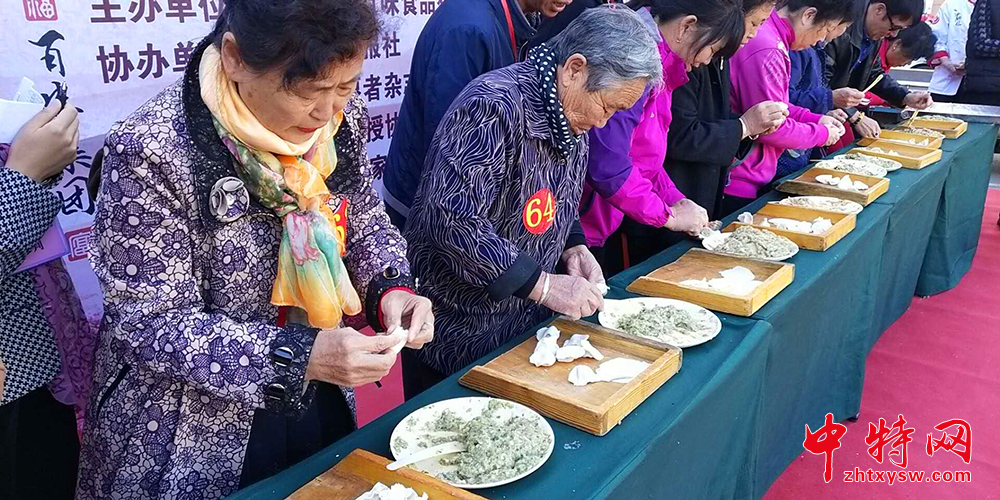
[885,13,906,34]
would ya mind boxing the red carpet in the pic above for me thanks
[354,349,404,427]
[765,188,1000,499]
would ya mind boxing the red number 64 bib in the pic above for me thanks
[522,189,556,235]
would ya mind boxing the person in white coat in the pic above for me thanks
[928,0,975,99]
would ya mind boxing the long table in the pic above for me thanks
[233,300,773,500]
[229,125,996,500]
[608,195,892,496]
[916,123,998,296]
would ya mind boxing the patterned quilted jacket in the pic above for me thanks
[77,43,409,499]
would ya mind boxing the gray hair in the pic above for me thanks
[546,5,663,91]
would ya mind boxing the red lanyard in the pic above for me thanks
[500,0,519,61]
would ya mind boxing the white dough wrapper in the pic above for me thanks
[530,327,560,367]
[719,266,756,282]
[555,345,587,363]
[568,365,599,386]
[356,482,428,500]
[380,326,408,355]
[596,358,651,383]
[564,334,605,361]
[536,325,560,342]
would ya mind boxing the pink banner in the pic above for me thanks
[16,218,69,272]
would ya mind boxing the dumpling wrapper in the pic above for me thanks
[836,175,855,191]
[737,211,754,224]
[530,336,558,367]
[719,266,756,282]
[568,365,599,386]
[555,345,587,363]
[853,180,869,191]
[595,358,651,383]
[596,283,609,296]
[767,217,812,233]
[536,325,560,342]
[811,218,833,234]
[568,358,651,386]
[380,326,408,355]
[708,277,763,296]
[564,334,604,361]
[680,278,712,289]
[703,231,728,247]
[356,482,428,500]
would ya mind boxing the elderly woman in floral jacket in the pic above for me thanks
[403,6,662,397]
[78,1,433,498]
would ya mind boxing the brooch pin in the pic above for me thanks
[210,177,250,223]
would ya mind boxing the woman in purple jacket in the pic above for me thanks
[580,0,787,274]
[725,0,857,214]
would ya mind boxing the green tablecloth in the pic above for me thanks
[230,298,773,500]
[867,148,951,338]
[916,123,998,296]
[228,122,995,500]
[608,193,892,497]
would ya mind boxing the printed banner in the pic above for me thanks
[1,0,436,317]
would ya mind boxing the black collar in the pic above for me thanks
[181,38,267,229]
[849,2,871,49]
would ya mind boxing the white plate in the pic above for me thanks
[701,231,799,262]
[598,297,722,348]
[834,153,903,172]
[775,196,864,215]
[814,158,887,178]
[389,397,554,490]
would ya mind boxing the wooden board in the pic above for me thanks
[459,317,682,437]
[849,140,942,169]
[907,118,967,138]
[858,129,944,149]
[626,248,794,316]
[777,167,890,206]
[726,203,856,251]
[288,449,486,500]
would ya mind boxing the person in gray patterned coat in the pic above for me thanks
[403,6,663,397]
[77,1,433,498]
[1,100,82,499]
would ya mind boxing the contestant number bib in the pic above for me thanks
[523,189,556,235]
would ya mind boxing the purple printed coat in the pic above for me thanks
[77,46,409,499]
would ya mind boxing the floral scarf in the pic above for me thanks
[528,43,578,159]
[199,46,361,328]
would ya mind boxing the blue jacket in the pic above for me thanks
[788,45,833,115]
[776,46,833,178]
[383,0,536,218]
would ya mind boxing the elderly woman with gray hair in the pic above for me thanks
[401,6,662,397]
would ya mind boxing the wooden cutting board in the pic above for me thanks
[778,167,890,205]
[288,449,485,500]
[907,118,967,138]
[460,317,681,437]
[727,202,856,251]
[849,140,942,169]
[626,248,794,316]
[858,129,944,149]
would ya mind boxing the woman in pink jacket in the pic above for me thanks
[724,0,858,214]
[580,0,731,274]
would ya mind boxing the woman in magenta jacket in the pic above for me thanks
[580,0,789,274]
[724,0,858,214]
[579,0,741,274]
